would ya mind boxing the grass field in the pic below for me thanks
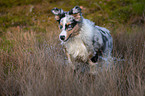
[0,24,144,96]
[0,0,145,96]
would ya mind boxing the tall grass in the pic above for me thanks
[0,25,144,96]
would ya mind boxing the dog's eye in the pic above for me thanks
[65,24,72,29]
[68,24,72,28]
[67,24,73,31]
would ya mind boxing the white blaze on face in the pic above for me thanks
[59,17,67,41]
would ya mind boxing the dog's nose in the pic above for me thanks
[60,35,65,41]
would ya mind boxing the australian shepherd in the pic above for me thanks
[51,6,113,73]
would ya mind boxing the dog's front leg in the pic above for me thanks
[65,51,76,70]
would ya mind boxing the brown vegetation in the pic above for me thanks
[0,25,144,96]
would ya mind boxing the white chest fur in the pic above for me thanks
[64,36,89,62]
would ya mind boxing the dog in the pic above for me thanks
[51,6,113,73]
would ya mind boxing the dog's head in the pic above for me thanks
[51,6,82,42]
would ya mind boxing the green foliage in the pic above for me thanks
[0,0,144,31]
[0,0,42,8]
[0,15,33,28]
[111,6,132,23]
[132,2,145,15]
[0,37,14,52]
[110,1,144,23]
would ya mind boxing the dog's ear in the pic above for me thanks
[69,6,82,22]
[51,7,66,23]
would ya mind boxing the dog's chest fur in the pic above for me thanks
[65,36,89,61]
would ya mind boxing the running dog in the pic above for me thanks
[51,6,113,73]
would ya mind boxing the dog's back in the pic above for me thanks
[94,25,113,57]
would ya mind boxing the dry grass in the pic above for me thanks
[0,25,144,96]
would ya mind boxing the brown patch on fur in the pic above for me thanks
[67,22,71,25]
[65,23,81,40]
[55,15,60,20]
[72,13,81,22]
[60,22,63,25]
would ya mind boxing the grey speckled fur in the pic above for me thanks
[62,17,113,62]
